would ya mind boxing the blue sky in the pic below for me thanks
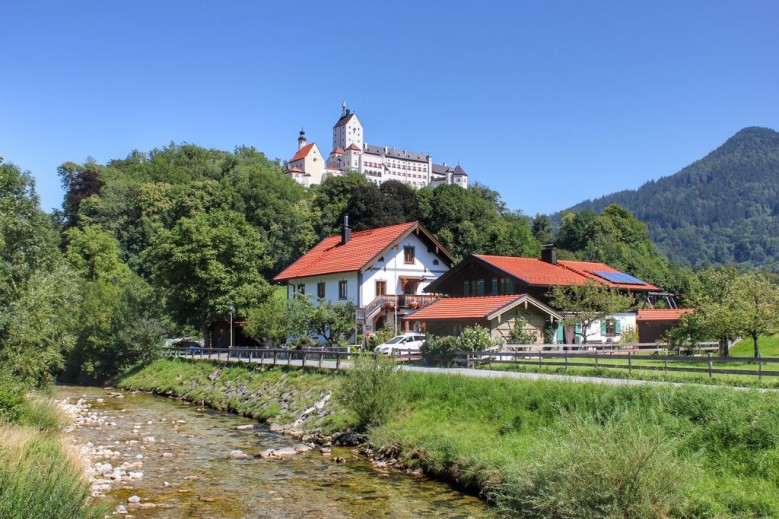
[2,1,777,216]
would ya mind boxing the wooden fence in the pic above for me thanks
[162,343,778,380]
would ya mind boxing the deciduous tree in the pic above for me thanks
[549,281,634,344]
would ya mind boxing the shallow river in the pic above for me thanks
[57,386,491,518]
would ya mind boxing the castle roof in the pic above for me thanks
[290,143,316,162]
[333,113,357,128]
[363,144,429,163]
[345,143,361,151]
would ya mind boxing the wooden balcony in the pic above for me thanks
[356,294,437,322]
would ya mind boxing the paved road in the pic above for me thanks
[168,352,694,388]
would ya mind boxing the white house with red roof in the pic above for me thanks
[286,102,468,189]
[274,219,455,335]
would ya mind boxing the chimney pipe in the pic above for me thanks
[341,214,351,245]
[541,244,557,265]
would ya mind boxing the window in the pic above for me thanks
[376,280,386,296]
[604,318,617,337]
[476,279,485,296]
[491,278,498,295]
[317,282,326,299]
[296,283,305,295]
[463,280,470,296]
[404,246,415,264]
[339,280,348,300]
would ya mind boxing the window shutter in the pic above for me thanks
[575,323,581,335]
[556,325,563,343]
[601,321,607,335]
[615,320,622,334]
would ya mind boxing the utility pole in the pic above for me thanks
[229,303,235,349]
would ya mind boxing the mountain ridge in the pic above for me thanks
[563,126,779,269]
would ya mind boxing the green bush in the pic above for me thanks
[492,410,697,518]
[341,355,402,429]
[457,325,495,351]
[421,335,460,366]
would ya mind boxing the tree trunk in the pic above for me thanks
[203,322,211,349]
[753,333,760,358]
[719,335,728,357]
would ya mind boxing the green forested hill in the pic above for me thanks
[565,127,779,269]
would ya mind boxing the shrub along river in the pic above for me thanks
[57,385,490,518]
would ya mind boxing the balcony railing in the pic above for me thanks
[355,294,437,322]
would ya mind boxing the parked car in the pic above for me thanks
[375,333,426,355]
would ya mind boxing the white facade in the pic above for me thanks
[282,231,450,334]
[287,103,469,189]
[566,312,638,344]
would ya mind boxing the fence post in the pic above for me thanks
[273,350,278,366]
[539,352,543,369]
[759,353,763,381]
[595,350,599,368]
[565,350,569,370]
[336,351,341,370]
[319,351,323,369]
[708,352,713,378]
[628,351,632,375]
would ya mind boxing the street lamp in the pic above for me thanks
[229,304,235,349]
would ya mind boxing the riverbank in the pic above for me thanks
[0,386,104,519]
[119,358,779,518]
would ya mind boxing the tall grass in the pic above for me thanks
[340,355,402,429]
[493,410,696,518]
[0,427,104,519]
[370,373,779,517]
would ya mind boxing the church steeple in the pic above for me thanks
[298,129,307,150]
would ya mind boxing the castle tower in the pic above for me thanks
[332,101,363,153]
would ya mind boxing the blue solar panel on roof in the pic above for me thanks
[593,271,646,285]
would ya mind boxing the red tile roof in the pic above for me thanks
[558,260,659,290]
[346,143,361,151]
[405,295,526,321]
[330,147,345,155]
[472,255,658,291]
[475,255,589,286]
[637,308,694,321]
[290,143,316,162]
[287,166,304,173]
[274,222,451,281]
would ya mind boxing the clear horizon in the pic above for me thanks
[2,1,777,216]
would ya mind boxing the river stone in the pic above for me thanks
[116,504,128,514]
[273,447,297,458]
[127,495,141,503]
[161,452,174,459]
[294,444,312,453]
[229,450,248,460]
[236,424,254,430]
[258,449,276,459]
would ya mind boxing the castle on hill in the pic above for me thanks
[286,102,468,189]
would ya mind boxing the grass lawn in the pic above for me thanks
[730,334,779,357]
